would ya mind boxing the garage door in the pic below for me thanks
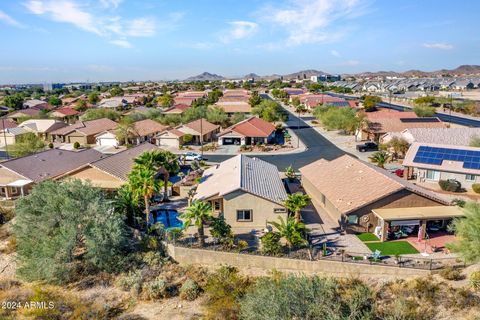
[223,137,241,145]
[158,137,179,148]
[97,137,118,147]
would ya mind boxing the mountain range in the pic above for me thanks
[184,65,480,81]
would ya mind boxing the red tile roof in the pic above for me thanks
[218,117,275,138]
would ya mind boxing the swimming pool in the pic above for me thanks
[150,209,183,229]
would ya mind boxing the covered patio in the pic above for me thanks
[371,206,464,242]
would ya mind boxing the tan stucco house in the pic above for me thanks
[194,154,288,232]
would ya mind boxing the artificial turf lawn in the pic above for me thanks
[356,233,379,242]
[365,241,419,255]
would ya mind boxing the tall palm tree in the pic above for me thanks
[284,192,311,224]
[269,216,308,248]
[128,166,161,229]
[369,150,391,169]
[181,200,213,247]
[134,150,179,201]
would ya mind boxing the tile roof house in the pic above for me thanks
[49,108,80,120]
[217,117,276,146]
[300,155,451,240]
[357,110,447,141]
[19,119,68,140]
[213,101,252,115]
[0,127,29,147]
[50,118,118,145]
[0,148,105,199]
[0,118,17,130]
[7,108,42,120]
[163,104,190,114]
[403,142,480,192]
[156,118,219,149]
[57,143,161,189]
[194,154,288,231]
[95,119,168,147]
[381,127,480,146]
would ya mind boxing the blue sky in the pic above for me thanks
[0,0,479,83]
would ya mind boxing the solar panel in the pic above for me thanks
[413,146,480,170]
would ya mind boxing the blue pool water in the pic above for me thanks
[151,209,183,229]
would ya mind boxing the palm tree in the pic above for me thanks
[369,150,391,169]
[269,216,308,248]
[116,119,136,145]
[128,166,161,230]
[284,192,310,224]
[181,200,213,247]
[134,150,179,202]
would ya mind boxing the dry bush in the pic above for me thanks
[439,266,465,281]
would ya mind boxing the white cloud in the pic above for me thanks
[422,42,453,50]
[330,49,340,57]
[124,17,156,37]
[100,0,123,9]
[221,20,258,43]
[0,10,25,28]
[265,0,369,46]
[110,39,132,48]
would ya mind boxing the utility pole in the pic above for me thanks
[200,117,203,158]
[1,118,9,160]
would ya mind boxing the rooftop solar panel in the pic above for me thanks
[413,146,480,170]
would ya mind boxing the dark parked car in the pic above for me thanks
[356,141,378,152]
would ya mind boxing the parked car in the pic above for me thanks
[356,141,378,152]
[183,152,203,161]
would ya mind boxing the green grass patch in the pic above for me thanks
[356,233,379,242]
[366,241,419,256]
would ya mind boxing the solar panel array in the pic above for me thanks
[413,146,480,169]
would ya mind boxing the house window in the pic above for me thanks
[466,174,476,182]
[236,209,252,222]
[0,187,5,196]
[347,215,358,224]
[426,170,440,181]
[213,200,221,211]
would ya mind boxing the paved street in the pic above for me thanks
[207,100,350,170]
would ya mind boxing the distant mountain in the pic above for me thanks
[185,72,225,81]
[282,69,328,80]
[350,65,480,78]
[243,73,260,79]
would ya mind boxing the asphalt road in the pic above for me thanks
[206,107,349,170]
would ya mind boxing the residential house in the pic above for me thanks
[163,104,190,115]
[49,108,80,123]
[381,127,480,146]
[403,142,480,191]
[0,127,29,147]
[56,143,161,190]
[98,97,127,109]
[357,110,447,142]
[174,91,206,106]
[212,101,251,116]
[95,119,168,147]
[0,148,105,199]
[23,99,48,109]
[194,154,288,231]
[19,119,68,140]
[217,117,276,146]
[299,155,455,241]
[0,118,17,130]
[156,118,219,149]
[50,118,118,145]
[7,108,43,121]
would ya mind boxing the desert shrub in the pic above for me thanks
[143,276,169,300]
[180,279,200,301]
[203,266,252,320]
[0,205,15,223]
[48,142,54,149]
[237,240,248,252]
[116,270,144,296]
[183,133,193,144]
[470,271,480,291]
[73,141,80,149]
[260,232,282,256]
[3,236,16,254]
[166,227,184,241]
[210,217,233,241]
[472,183,480,194]
[439,179,461,192]
[440,266,464,281]
[240,275,374,320]
[142,251,164,268]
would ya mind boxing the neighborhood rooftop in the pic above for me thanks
[194,154,287,205]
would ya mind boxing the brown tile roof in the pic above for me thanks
[90,143,161,181]
[1,148,106,183]
[299,155,449,214]
[184,118,219,135]
[8,109,41,118]
[213,101,251,113]
[366,117,447,134]
[132,119,168,137]
[50,118,118,136]
[0,118,17,130]
[51,108,79,117]
[218,117,275,138]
